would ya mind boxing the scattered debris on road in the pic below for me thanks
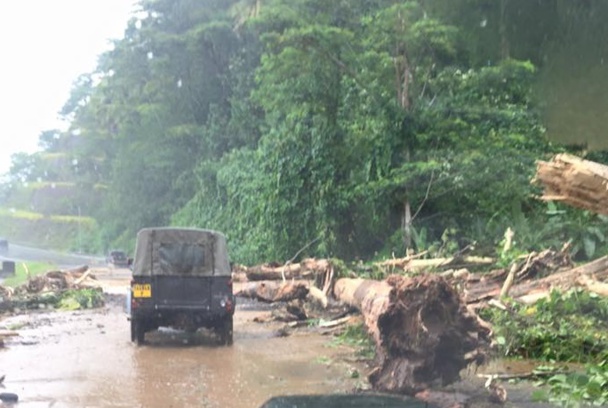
[234,235,608,407]
[0,265,104,315]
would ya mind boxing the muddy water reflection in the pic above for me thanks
[134,325,356,408]
[0,308,138,408]
[0,304,359,408]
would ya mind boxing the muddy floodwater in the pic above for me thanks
[0,270,558,408]
[0,296,365,408]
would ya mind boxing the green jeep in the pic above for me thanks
[127,227,235,346]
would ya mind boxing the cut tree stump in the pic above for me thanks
[334,275,491,395]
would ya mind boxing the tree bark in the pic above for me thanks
[464,254,608,304]
[534,153,608,215]
[334,275,491,395]
[376,255,495,272]
[236,280,310,303]
[245,259,332,281]
[576,275,608,297]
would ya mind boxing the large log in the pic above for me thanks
[534,153,608,215]
[245,259,332,281]
[236,281,310,303]
[334,275,491,395]
[511,254,608,297]
[464,254,608,304]
[576,275,608,297]
[376,256,495,272]
[237,280,329,308]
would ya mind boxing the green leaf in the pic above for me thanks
[583,237,597,259]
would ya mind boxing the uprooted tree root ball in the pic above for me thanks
[373,275,492,393]
[335,275,492,395]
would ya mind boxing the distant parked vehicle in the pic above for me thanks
[0,238,8,253]
[106,250,128,267]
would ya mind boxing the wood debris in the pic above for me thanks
[0,265,100,313]
[534,153,608,215]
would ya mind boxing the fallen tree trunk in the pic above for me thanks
[236,281,310,303]
[245,259,332,282]
[534,153,608,215]
[376,256,494,272]
[465,254,608,304]
[576,275,608,297]
[334,275,491,395]
[505,254,608,300]
[237,280,329,308]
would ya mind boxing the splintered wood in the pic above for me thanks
[534,153,608,215]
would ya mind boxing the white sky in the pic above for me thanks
[0,0,138,175]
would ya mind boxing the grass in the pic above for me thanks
[2,261,56,287]
[0,208,44,220]
[331,322,376,359]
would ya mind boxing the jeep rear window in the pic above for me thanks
[158,242,209,276]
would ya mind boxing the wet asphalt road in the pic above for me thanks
[0,272,364,408]
[0,242,104,270]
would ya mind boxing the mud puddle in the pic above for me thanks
[0,296,364,408]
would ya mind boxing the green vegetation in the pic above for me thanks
[2,261,56,287]
[2,289,104,312]
[532,361,608,407]
[57,289,105,310]
[481,290,608,406]
[0,208,44,220]
[0,0,605,261]
[481,290,608,363]
[0,212,99,253]
[332,322,375,360]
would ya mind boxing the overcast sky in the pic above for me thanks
[0,0,137,175]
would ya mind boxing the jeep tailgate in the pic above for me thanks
[152,276,212,309]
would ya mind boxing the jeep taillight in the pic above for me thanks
[131,297,140,309]
[221,298,233,313]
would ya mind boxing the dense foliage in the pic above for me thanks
[481,290,608,363]
[2,0,608,262]
[481,290,608,407]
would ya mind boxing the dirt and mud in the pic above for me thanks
[0,268,555,408]
[0,268,368,408]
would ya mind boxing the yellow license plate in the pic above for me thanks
[133,284,152,298]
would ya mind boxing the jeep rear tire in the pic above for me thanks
[131,319,146,345]
[218,316,233,346]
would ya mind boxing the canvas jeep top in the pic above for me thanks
[128,227,235,345]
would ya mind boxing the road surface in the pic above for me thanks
[0,242,104,269]
[0,268,366,408]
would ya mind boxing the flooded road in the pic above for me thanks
[0,268,558,408]
[0,273,364,408]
